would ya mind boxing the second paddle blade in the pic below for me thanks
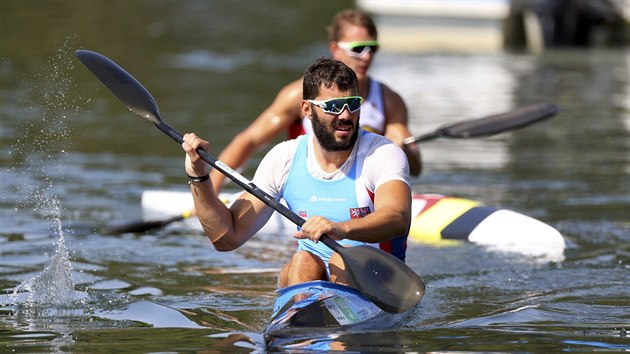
[442,103,560,138]
[340,245,425,313]
[101,214,186,235]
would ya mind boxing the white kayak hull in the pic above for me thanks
[264,280,385,339]
[141,190,565,261]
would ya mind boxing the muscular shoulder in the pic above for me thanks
[258,77,304,126]
[368,78,405,109]
[381,83,407,114]
[245,77,303,140]
[372,82,407,129]
[274,78,303,108]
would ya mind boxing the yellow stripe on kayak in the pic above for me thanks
[409,198,481,245]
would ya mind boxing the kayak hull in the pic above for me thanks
[264,281,385,339]
[141,190,565,260]
[408,194,566,260]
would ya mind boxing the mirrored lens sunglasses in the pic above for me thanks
[306,96,363,114]
[337,40,380,58]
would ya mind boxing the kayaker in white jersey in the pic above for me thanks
[182,58,411,287]
[208,9,421,193]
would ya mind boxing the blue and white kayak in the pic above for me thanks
[264,281,386,338]
[141,190,566,261]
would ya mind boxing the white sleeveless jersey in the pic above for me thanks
[251,130,410,265]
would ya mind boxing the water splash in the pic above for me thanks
[5,38,86,310]
[0,38,91,351]
[10,198,74,306]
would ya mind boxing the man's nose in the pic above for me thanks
[337,105,353,118]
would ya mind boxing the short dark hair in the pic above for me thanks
[303,58,358,99]
[327,9,377,42]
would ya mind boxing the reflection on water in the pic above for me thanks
[373,54,521,170]
[1,0,629,352]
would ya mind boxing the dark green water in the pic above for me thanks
[1,1,628,352]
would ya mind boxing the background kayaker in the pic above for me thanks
[208,8,421,193]
[182,58,412,287]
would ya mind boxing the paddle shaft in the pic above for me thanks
[155,121,341,250]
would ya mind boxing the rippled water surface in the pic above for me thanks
[1,1,628,353]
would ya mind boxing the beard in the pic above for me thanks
[311,109,359,152]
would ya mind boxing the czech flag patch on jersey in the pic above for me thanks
[349,207,371,219]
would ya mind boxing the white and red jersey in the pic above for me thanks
[252,130,410,269]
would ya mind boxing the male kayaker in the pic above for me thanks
[182,58,411,287]
[208,9,421,193]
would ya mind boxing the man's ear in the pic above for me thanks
[301,100,313,120]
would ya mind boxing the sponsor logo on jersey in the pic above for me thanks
[309,195,347,203]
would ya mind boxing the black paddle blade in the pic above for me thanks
[404,102,560,144]
[101,214,187,235]
[75,50,162,124]
[441,103,560,139]
[340,245,425,313]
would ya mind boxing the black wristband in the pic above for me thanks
[187,173,210,185]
